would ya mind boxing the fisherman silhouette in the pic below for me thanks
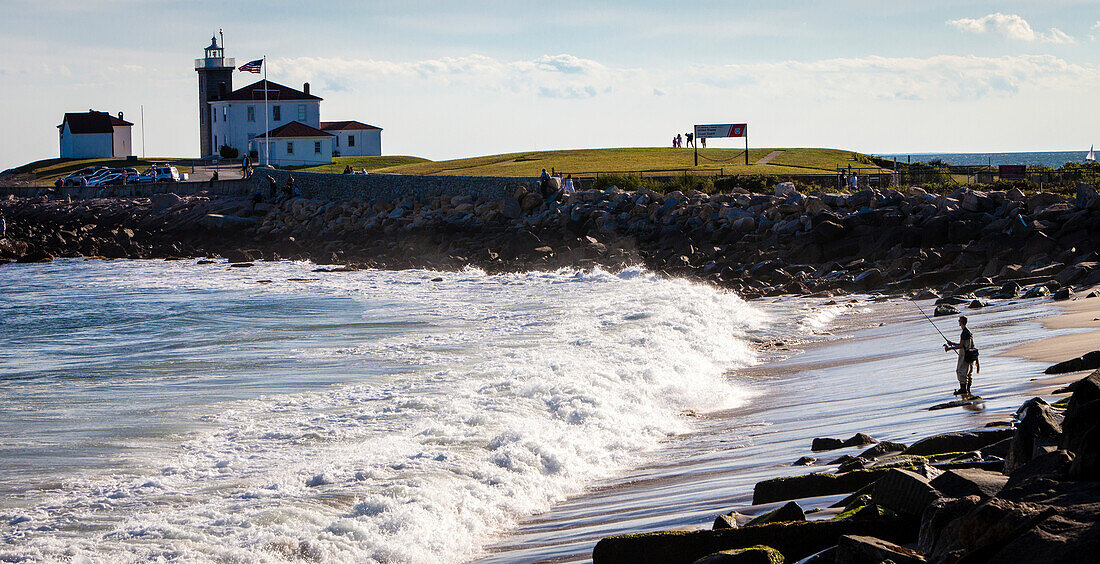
[944,315,979,398]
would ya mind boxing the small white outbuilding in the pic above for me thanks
[321,121,382,157]
[249,121,334,166]
[58,110,133,158]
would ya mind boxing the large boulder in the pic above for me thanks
[714,512,751,530]
[199,213,258,230]
[1045,352,1100,375]
[592,517,914,564]
[872,469,943,518]
[933,480,1100,563]
[1006,450,1074,488]
[917,495,982,555]
[1076,183,1099,210]
[691,546,784,564]
[934,304,959,317]
[857,441,908,459]
[745,501,805,527]
[753,470,891,505]
[1068,419,1100,480]
[920,497,1049,562]
[1062,398,1100,455]
[834,535,926,564]
[930,469,1008,499]
[903,429,1015,457]
[152,192,183,211]
[811,433,877,452]
[1005,398,1063,473]
[1062,370,1100,423]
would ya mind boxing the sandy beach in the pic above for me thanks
[1003,295,1100,363]
[482,290,1100,562]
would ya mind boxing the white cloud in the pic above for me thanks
[272,54,622,100]
[266,52,1095,110]
[691,54,1093,102]
[947,13,1074,43]
[1043,27,1075,44]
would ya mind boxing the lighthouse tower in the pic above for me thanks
[195,35,234,157]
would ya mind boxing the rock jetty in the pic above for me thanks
[593,369,1100,563]
[2,181,1099,300]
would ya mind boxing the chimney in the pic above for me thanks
[303,82,310,95]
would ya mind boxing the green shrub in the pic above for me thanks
[219,145,239,159]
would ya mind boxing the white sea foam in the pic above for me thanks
[0,262,765,563]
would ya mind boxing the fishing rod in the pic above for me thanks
[913,301,953,347]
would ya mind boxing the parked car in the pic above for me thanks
[117,168,140,183]
[61,167,108,186]
[86,173,124,186]
[79,169,117,186]
[152,166,181,182]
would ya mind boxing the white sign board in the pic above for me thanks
[694,123,747,139]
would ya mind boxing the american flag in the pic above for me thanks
[238,59,263,73]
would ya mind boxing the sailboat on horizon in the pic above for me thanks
[1088,145,1096,162]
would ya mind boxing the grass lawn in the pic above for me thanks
[374,147,881,177]
[295,155,429,174]
[10,148,883,184]
[12,158,197,186]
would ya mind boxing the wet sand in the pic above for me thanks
[1002,293,1100,363]
[480,296,1072,563]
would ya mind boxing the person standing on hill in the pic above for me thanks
[944,315,978,398]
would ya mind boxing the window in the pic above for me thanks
[214,135,217,148]
[297,105,306,121]
[247,106,255,122]
[200,110,204,125]
[314,141,321,154]
[348,134,355,147]
[223,107,228,121]
[334,136,339,147]
[273,105,281,121]
[286,141,293,154]
[212,107,216,123]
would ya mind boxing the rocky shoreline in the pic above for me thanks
[592,367,1100,564]
[2,181,1099,302]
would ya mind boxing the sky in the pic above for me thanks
[2,1,1099,170]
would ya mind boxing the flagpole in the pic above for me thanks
[263,55,269,167]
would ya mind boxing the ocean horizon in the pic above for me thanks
[874,150,1093,168]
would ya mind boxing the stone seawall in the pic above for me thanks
[0,180,254,199]
[256,170,539,203]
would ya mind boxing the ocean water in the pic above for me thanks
[0,259,813,563]
[876,150,1092,167]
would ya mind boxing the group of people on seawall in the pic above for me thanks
[672,132,704,148]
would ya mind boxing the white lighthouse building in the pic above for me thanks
[195,33,383,165]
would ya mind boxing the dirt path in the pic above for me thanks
[755,150,785,165]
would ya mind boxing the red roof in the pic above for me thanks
[321,120,382,131]
[220,79,322,101]
[254,121,333,139]
[58,111,133,134]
